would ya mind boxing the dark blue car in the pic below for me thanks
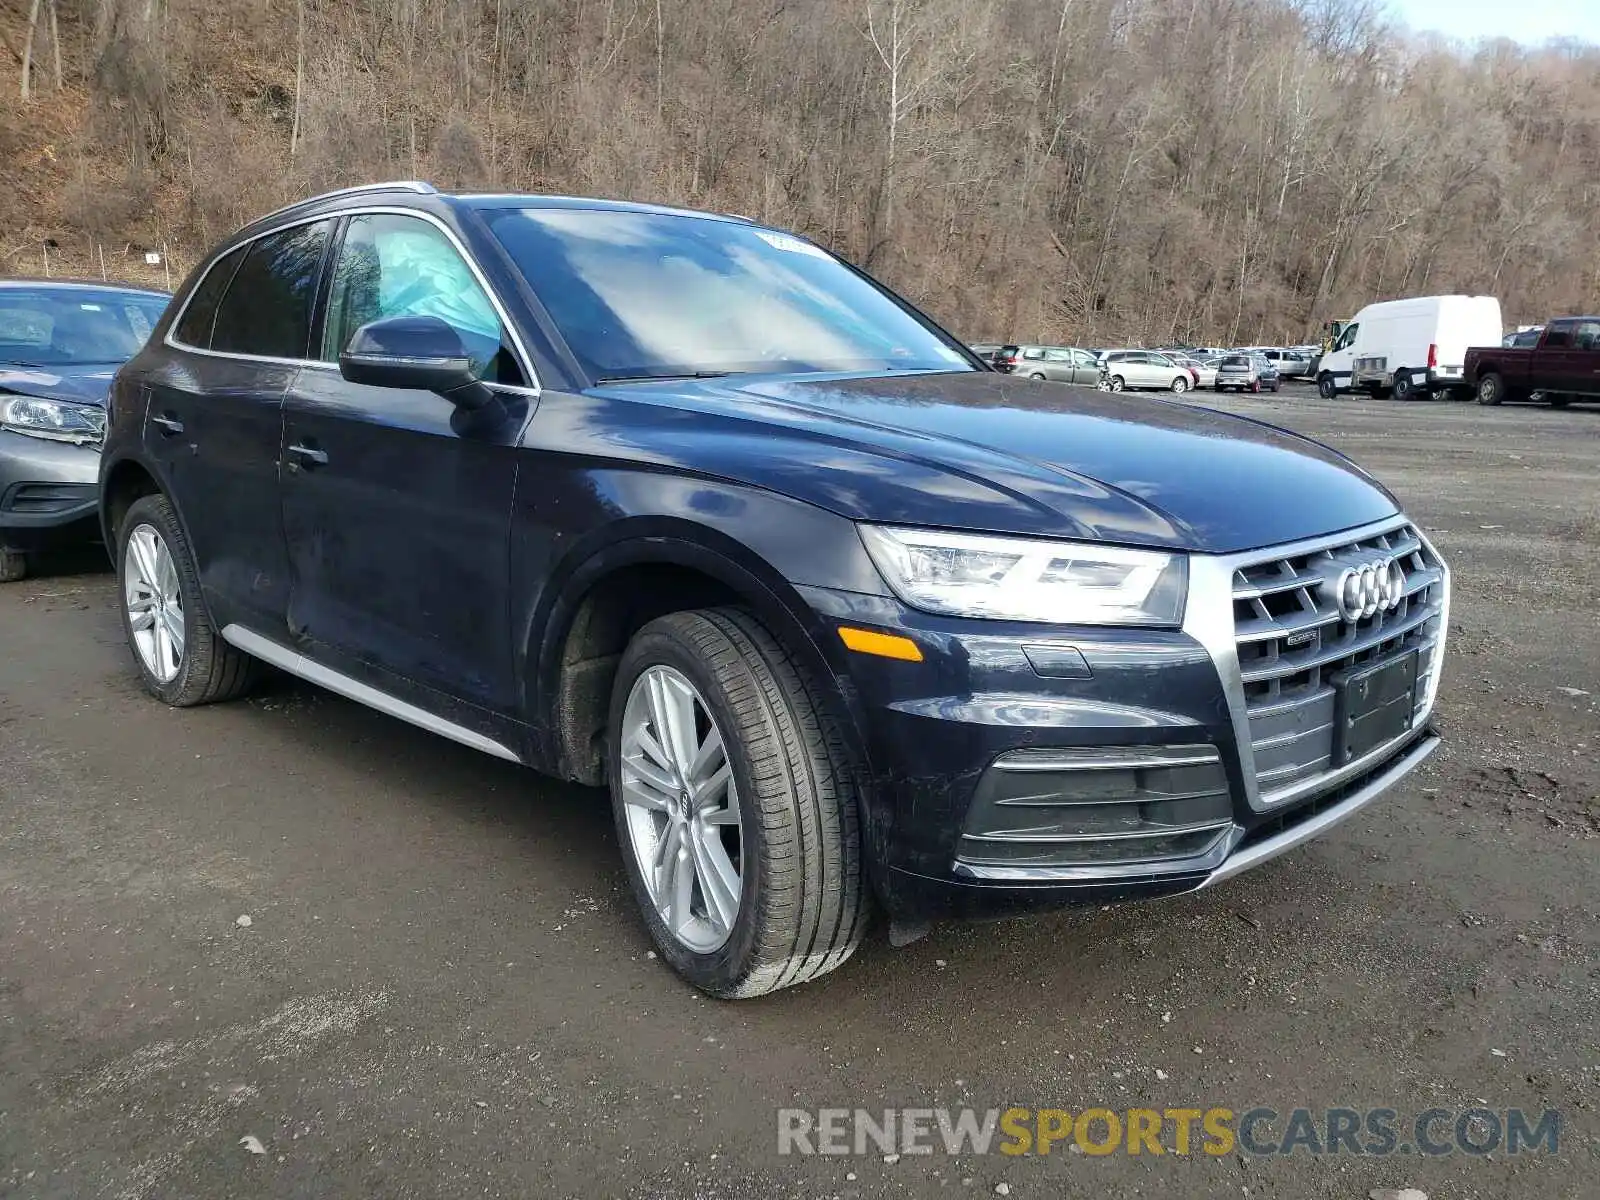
[98,183,1450,996]
[0,279,170,581]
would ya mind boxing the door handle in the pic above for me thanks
[150,414,184,436]
[286,442,329,468]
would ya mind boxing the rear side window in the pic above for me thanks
[209,221,332,359]
[173,245,246,349]
[1575,321,1600,350]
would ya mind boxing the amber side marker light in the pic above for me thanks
[837,626,924,662]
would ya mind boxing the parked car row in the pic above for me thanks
[967,342,1295,395]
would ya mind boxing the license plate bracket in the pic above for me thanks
[1330,650,1419,767]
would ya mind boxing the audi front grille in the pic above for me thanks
[1228,521,1448,806]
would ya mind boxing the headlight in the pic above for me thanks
[858,524,1187,626]
[0,396,106,445]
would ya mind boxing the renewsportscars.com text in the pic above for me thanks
[777,1106,1560,1158]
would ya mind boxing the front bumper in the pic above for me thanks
[0,429,102,549]
[801,517,1449,923]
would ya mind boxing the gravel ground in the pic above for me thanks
[1,389,1596,1199]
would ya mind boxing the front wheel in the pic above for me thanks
[1170,376,1189,394]
[1549,393,1571,408]
[609,608,868,998]
[117,494,257,706]
[1476,372,1505,406]
[1317,373,1338,399]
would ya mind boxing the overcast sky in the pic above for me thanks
[1391,0,1588,44]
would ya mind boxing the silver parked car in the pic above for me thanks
[1096,349,1193,393]
[1258,348,1315,379]
[1014,345,1102,386]
[1215,353,1282,393]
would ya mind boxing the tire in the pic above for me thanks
[1170,375,1189,394]
[1549,394,1571,408]
[1393,372,1417,401]
[0,547,26,583]
[608,607,868,998]
[1476,372,1505,406]
[117,494,258,706]
[1250,380,1261,393]
[1317,373,1338,399]
[1108,375,1125,393]
[1028,372,1046,381]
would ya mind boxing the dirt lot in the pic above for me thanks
[1,390,1596,1199]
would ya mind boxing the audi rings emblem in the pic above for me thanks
[1332,557,1405,621]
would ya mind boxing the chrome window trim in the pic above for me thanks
[1181,513,1450,813]
[163,205,541,394]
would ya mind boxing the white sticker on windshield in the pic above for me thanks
[754,230,832,260]
[79,303,103,311]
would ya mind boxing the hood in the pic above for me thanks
[0,362,119,407]
[593,371,1399,555]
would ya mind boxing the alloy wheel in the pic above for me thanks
[618,665,743,953]
[124,522,185,684]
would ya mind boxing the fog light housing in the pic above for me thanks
[957,745,1235,870]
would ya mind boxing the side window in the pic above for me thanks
[1043,349,1069,362]
[1335,324,1359,351]
[321,213,520,383]
[1544,321,1575,348]
[1574,321,1600,350]
[211,221,331,359]
[173,245,247,349]
[1021,347,1045,360]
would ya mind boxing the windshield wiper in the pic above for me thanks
[596,370,737,384]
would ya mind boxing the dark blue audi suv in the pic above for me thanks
[99,182,1450,996]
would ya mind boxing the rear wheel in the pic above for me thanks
[609,608,868,998]
[0,547,26,583]
[1549,393,1571,408]
[1028,371,1046,381]
[1476,372,1505,406]
[117,494,258,706]
[1108,375,1125,393]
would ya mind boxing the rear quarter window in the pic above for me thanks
[174,245,247,349]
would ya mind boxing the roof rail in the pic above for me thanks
[254,181,439,225]
[721,212,756,223]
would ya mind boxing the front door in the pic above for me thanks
[145,221,333,634]
[280,211,535,719]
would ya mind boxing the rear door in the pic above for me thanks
[146,220,332,634]
[280,210,536,719]
[1069,349,1099,385]
[1571,321,1600,396]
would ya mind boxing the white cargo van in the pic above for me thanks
[1316,295,1503,400]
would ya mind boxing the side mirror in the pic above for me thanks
[339,315,494,410]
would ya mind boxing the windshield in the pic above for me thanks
[484,208,973,381]
[0,287,168,367]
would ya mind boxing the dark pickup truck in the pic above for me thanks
[1466,316,1600,407]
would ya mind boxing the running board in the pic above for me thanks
[220,624,523,764]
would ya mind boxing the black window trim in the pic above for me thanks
[162,205,540,395]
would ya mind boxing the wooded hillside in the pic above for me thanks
[3,0,1597,344]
